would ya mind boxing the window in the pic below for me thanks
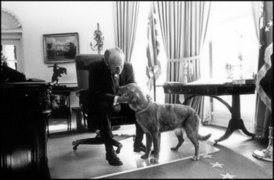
[1,9,24,72]
[131,2,167,103]
[203,2,258,132]
[2,45,17,70]
[209,2,258,81]
[131,2,258,132]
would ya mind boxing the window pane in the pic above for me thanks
[2,44,17,70]
[207,2,257,131]
[210,2,258,81]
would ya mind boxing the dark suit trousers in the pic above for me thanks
[96,101,144,154]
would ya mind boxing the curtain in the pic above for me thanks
[254,1,273,140]
[114,1,139,62]
[155,1,211,118]
[146,5,162,100]
[251,1,264,41]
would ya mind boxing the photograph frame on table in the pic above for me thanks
[43,32,79,64]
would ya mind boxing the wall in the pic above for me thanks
[2,1,115,83]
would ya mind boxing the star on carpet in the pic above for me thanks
[220,172,236,179]
[211,162,224,168]
[202,154,212,158]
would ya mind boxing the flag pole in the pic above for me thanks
[153,70,156,102]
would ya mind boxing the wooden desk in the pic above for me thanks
[0,82,51,178]
[163,80,255,144]
[50,85,78,133]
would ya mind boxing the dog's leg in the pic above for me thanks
[171,128,184,151]
[185,125,199,161]
[150,131,161,164]
[141,133,152,159]
[115,143,123,154]
[110,138,123,154]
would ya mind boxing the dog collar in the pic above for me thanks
[136,101,153,115]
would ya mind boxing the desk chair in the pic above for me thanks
[72,54,135,150]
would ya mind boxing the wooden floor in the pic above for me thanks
[47,120,273,178]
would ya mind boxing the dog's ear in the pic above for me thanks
[128,92,139,105]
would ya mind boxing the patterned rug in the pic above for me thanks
[47,130,219,179]
[106,144,271,179]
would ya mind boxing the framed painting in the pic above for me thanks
[43,32,79,64]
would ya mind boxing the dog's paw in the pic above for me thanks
[141,154,149,159]
[150,157,159,164]
[191,155,199,161]
[116,144,123,154]
[170,147,178,151]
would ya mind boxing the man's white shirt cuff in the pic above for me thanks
[113,96,119,105]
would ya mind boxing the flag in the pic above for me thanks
[255,3,273,113]
[146,5,161,96]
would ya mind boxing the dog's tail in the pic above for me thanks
[198,133,211,141]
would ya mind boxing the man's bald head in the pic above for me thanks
[104,47,125,75]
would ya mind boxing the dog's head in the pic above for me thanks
[118,83,149,111]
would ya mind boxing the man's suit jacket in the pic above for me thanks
[88,59,135,110]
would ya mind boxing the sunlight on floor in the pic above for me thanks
[49,124,67,131]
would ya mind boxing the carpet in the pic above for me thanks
[106,144,271,179]
[47,129,219,179]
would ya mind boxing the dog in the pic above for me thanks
[118,83,211,164]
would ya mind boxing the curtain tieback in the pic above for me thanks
[167,55,200,62]
[167,55,200,84]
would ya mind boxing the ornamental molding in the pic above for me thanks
[1,8,22,30]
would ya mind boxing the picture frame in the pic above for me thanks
[43,32,79,64]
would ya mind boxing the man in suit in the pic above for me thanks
[89,47,145,166]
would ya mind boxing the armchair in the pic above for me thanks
[72,54,135,150]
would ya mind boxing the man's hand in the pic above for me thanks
[117,94,128,104]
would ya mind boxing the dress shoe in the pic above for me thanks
[106,152,123,166]
[133,143,146,153]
